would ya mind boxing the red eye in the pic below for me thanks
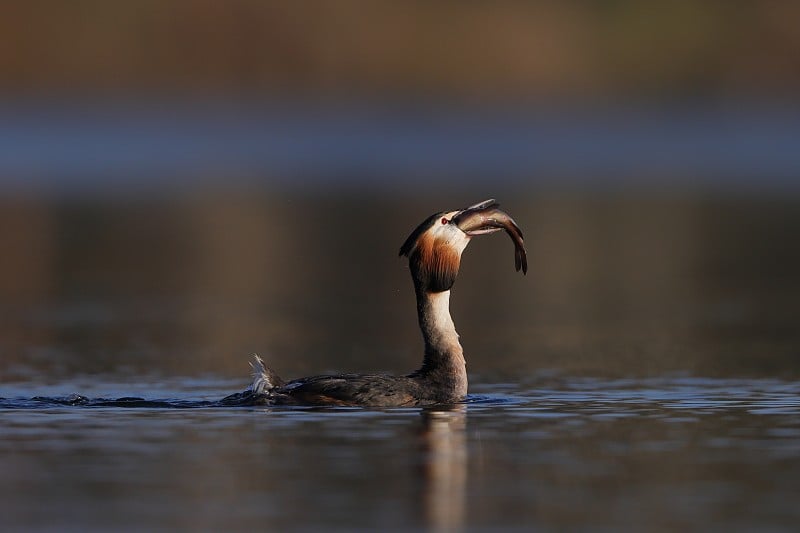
[441,217,449,225]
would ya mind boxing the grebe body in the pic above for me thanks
[223,199,526,407]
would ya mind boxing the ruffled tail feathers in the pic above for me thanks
[219,355,286,406]
[248,354,285,395]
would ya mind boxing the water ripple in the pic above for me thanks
[1,376,798,414]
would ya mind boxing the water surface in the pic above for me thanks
[1,190,799,531]
[2,377,799,531]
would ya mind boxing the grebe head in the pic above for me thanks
[399,199,527,293]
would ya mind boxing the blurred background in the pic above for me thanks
[1,1,799,381]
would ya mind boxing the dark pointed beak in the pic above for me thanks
[452,199,528,274]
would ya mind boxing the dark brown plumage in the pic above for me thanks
[222,199,526,407]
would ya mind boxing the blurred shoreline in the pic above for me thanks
[2,99,800,194]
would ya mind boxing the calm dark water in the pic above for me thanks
[1,378,799,531]
[1,189,799,531]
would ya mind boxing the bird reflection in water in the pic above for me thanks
[418,405,468,532]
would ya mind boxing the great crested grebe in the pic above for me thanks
[222,199,526,407]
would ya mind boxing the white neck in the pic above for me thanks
[413,289,468,399]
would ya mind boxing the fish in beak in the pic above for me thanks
[452,199,528,274]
